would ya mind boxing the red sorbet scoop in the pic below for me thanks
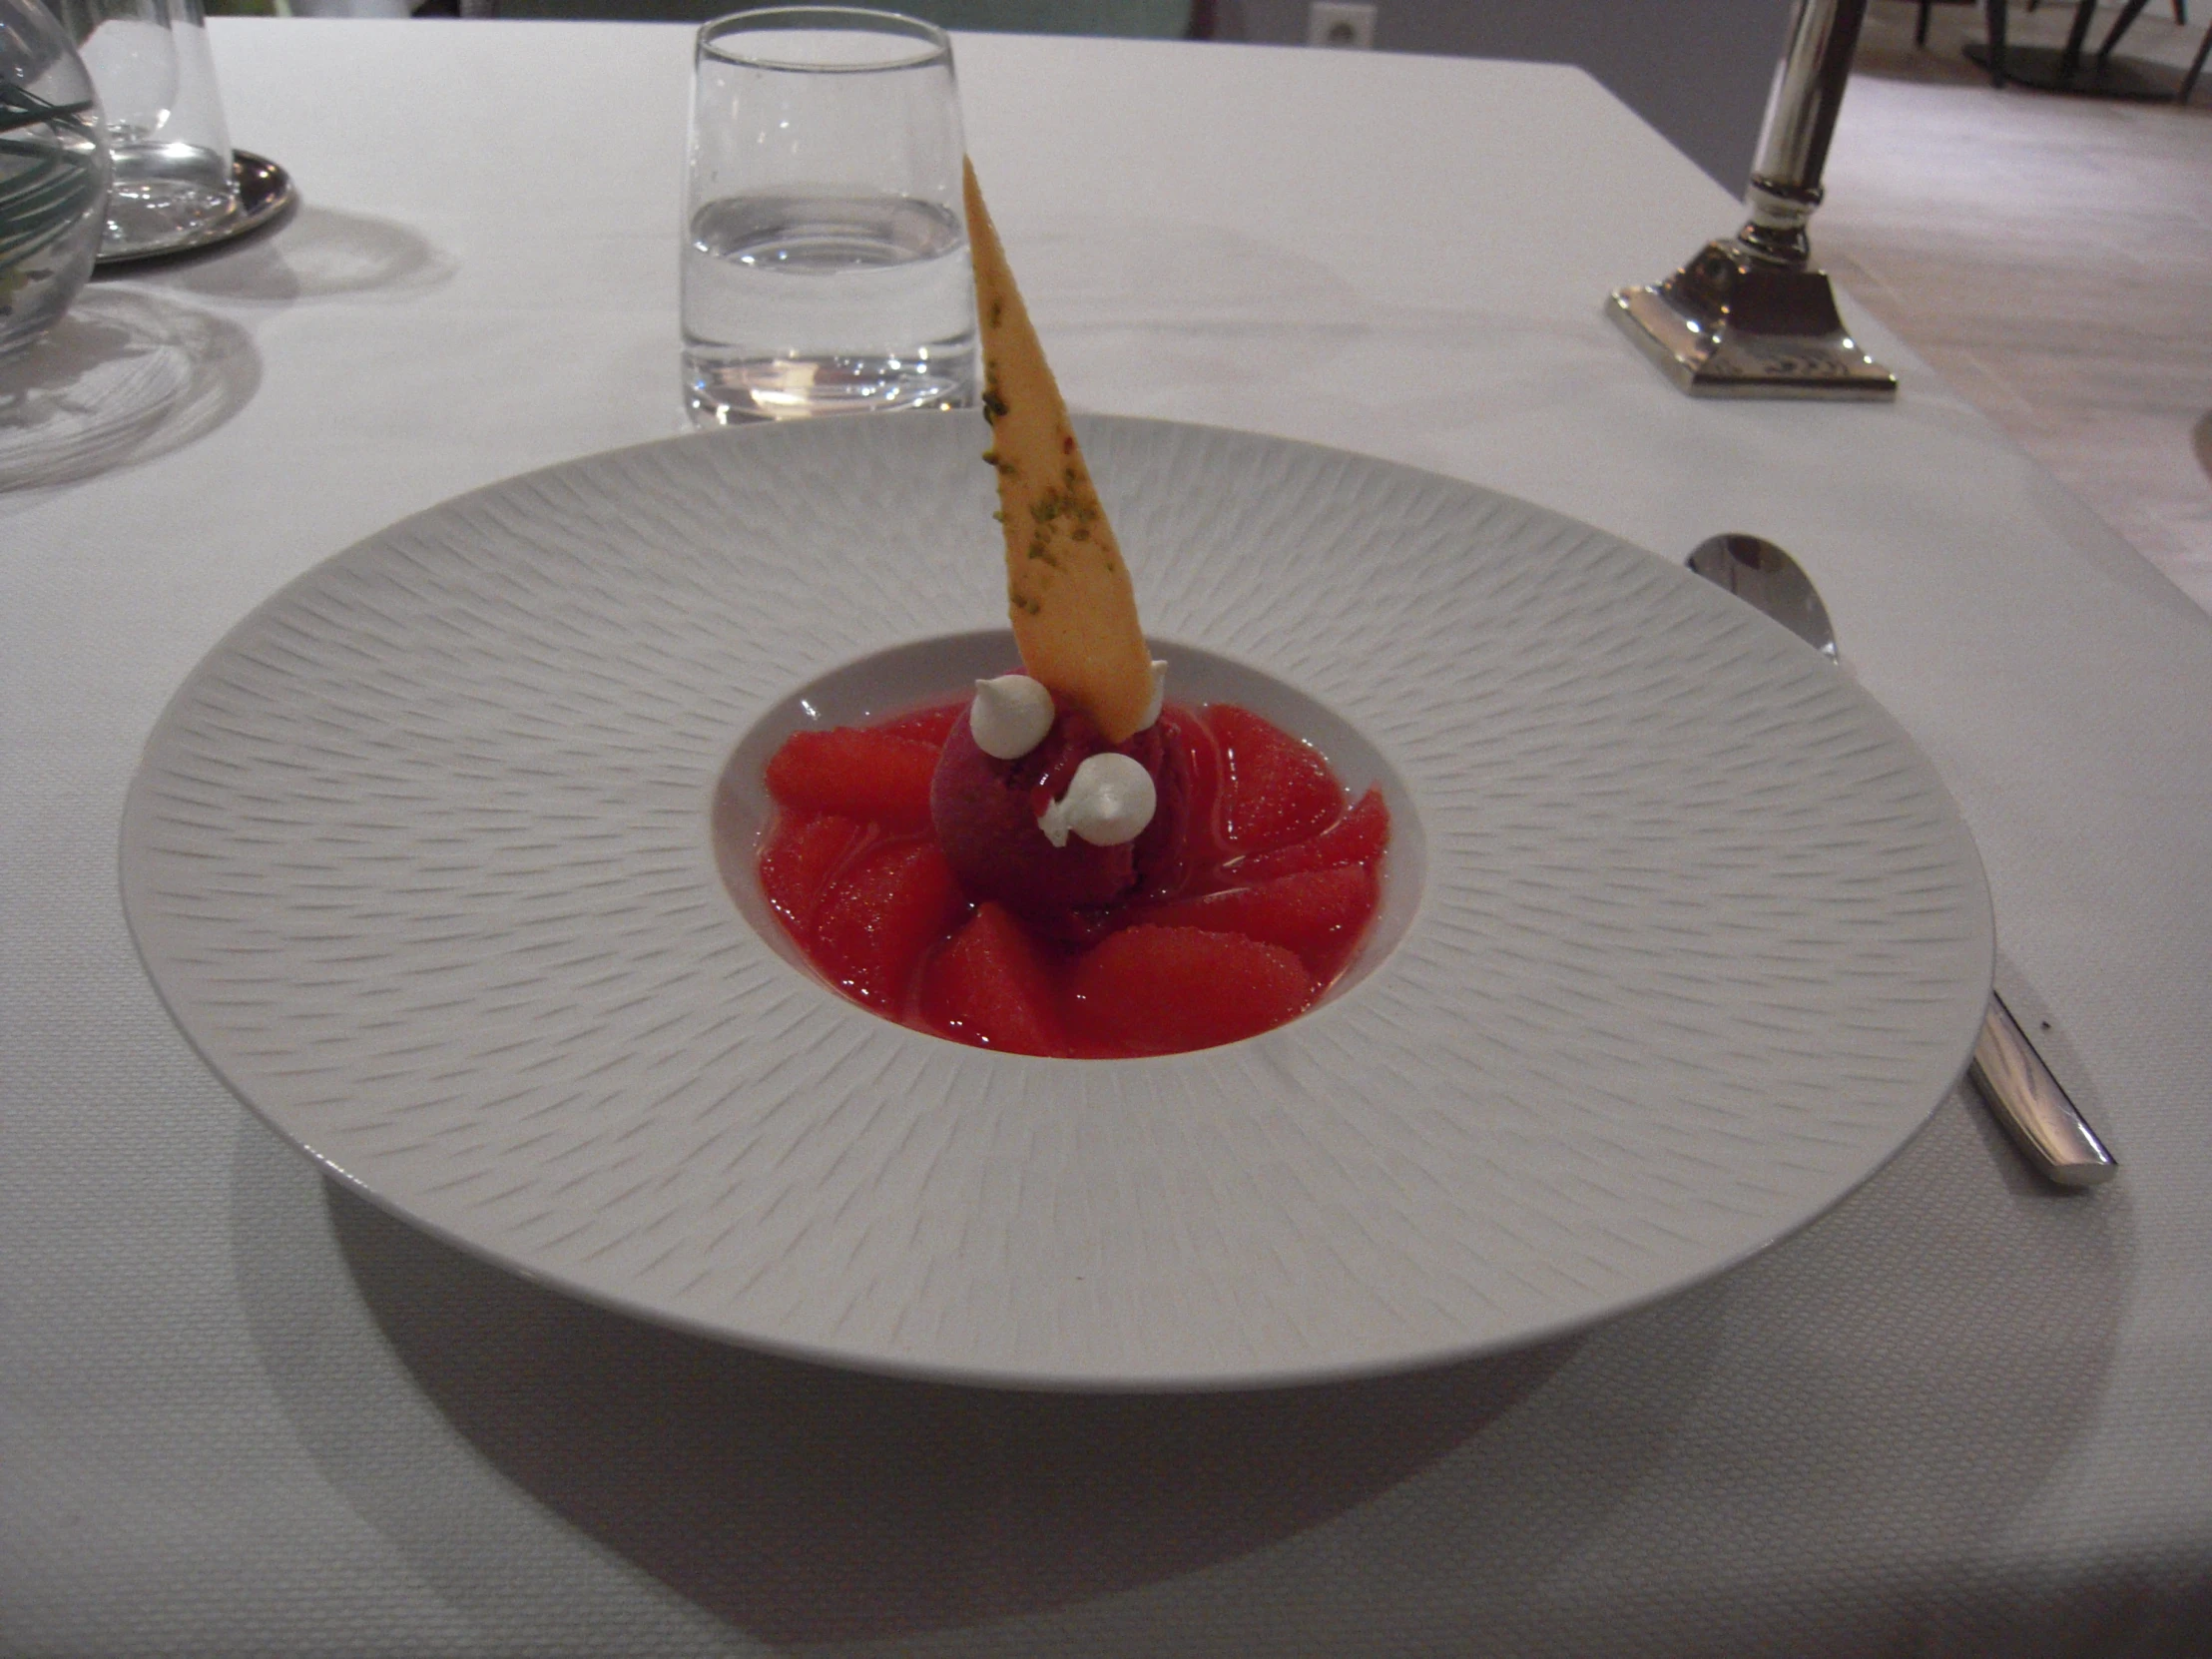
[930,695,1190,935]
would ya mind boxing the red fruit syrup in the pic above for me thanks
[756,699,1389,1057]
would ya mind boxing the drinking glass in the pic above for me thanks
[53,0,234,255]
[683,6,977,424]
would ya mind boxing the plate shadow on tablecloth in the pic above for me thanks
[301,1174,1582,1644]
[0,289,258,493]
[1366,1091,2141,1657]
[93,205,456,307]
[230,1084,2136,1653]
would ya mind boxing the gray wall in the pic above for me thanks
[1217,0,1797,192]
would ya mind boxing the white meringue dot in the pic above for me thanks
[1037,751,1157,848]
[970,673,1055,760]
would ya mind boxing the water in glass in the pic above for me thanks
[684,189,976,423]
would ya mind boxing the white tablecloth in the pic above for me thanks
[6,19,2210,1656]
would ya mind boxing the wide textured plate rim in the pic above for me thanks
[121,413,1994,1391]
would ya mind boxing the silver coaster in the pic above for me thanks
[94,151,296,269]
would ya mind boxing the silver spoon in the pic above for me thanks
[1687,534,2118,1188]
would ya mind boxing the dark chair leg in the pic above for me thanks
[2055,0,2098,78]
[1917,0,1934,45]
[1985,0,2009,84]
[2182,20,2212,99]
[2098,0,2155,65]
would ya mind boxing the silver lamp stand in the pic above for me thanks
[1609,0,1896,398]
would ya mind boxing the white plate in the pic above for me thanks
[122,414,1991,1390]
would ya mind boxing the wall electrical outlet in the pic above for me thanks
[1307,1,1377,50]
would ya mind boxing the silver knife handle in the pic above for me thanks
[1968,992,2118,1187]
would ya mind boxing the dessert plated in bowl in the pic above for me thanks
[716,637,1412,1060]
[121,406,1993,1389]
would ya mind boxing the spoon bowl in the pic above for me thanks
[1687,534,1839,663]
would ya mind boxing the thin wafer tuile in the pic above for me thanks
[964,157,1155,744]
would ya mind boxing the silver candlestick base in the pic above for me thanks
[1608,240,1896,399]
[1610,0,1895,399]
